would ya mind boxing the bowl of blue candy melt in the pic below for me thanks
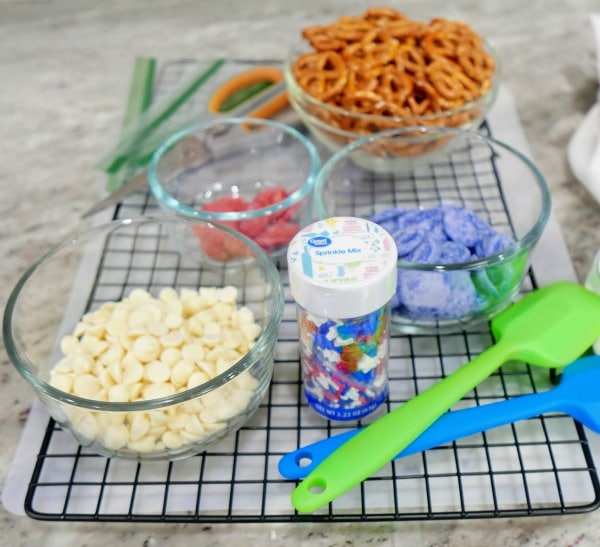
[313,126,551,334]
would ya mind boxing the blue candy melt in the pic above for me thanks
[406,235,440,264]
[369,208,405,224]
[474,232,514,257]
[391,225,425,256]
[442,206,489,247]
[398,270,477,319]
[368,204,519,320]
[439,241,472,264]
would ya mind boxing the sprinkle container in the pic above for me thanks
[287,217,398,421]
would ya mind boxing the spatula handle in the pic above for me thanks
[291,341,511,513]
[280,385,560,480]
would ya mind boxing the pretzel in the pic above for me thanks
[329,16,373,43]
[292,7,496,151]
[345,65,383,94]
[386,19,428,41]
[457,44,495,83]
[379,70,414,104]
[292,50,348,101]
[426,59,479,102]
[363,7,408,24]
[342,28,399,69]
[395,42,427,74]
[302,26,346,51]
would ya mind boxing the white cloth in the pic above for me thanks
[568,14,600,203]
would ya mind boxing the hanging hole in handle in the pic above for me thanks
[295,451,314,469]
[306,477,326,495]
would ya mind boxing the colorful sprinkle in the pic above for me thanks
[298,307,389,421]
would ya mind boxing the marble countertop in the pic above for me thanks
[2,1,600,545]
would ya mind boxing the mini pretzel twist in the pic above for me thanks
[292,50,348,101]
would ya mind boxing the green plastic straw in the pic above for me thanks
[105,57,156,191]
[98,59,225,176]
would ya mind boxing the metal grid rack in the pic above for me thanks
[22,60,600,522]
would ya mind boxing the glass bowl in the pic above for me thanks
[4,217,284,460]
[148,117,321,260]
[313,126,551,334]
[283,15,501,173]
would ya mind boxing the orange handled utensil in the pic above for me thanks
[208,65,288,121]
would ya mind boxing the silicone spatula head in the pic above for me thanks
[491,281,600,366]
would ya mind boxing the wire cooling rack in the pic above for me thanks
[21,59,600,522]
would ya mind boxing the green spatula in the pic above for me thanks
[291,281,600,513]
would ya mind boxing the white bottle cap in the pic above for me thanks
[287,217,398,319]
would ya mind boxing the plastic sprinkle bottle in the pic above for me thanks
[287,217,398,421]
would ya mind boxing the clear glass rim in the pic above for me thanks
[148,117,321,221]
[3,216,284,412]
[312,126,552,272]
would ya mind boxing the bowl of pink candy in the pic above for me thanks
[149,117,321,260]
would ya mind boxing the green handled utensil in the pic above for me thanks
[291,281,600,513]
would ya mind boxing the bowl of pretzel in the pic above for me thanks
[284,7,500,171]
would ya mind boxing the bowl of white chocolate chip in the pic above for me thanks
[4,217,284,460]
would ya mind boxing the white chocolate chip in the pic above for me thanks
[142,382,176,401]
[144,360,171,383]
[187,370,211,389]
[107,316,128,338]
[181,399,203,415]
[132,335,161,363]
[162,430,184,449]
[80,334,108,357]
[213,302,234,323]
[108,383,130,403]
[148,410,169,428]
[98,368,116,389]
[128,436,157,453]
[160,347,182,367]
[60,335,79,355]
[86,323,107,340]
[129,288,153,304]
[171,359,195,388]
[165,312,183,330]
[181,343,204,363]
[159,329,184,348]
[129,382,144,401]
[71,410,98,440]
[103,423,130,450]
[180,430,204,444]
[72,374,101,397]
[49,372,73,393]
[122,354,144,384]
[119,333,136,351]
[236,306,255,325]
[197,355,217,374]
[198,287,219,307]
[71,353,94,375]
[219,286,238,304]
[108,360,123,384]
[147,321,169,337]
[159,287,178,302]
[129,414,150,442]
[53,356,74,374]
